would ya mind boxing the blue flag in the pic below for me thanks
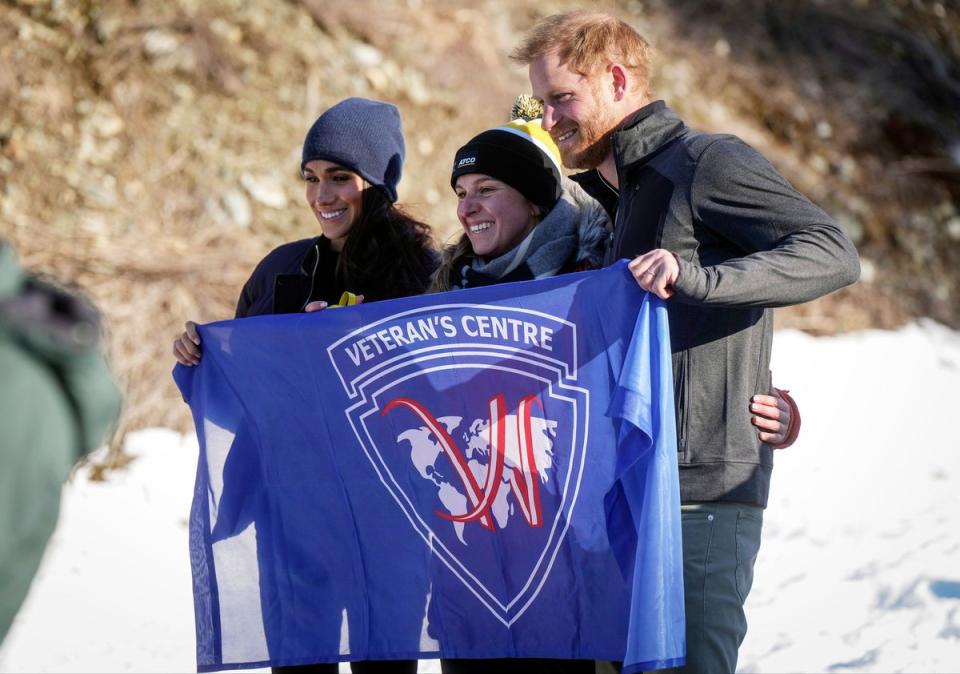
[174,261,685,672]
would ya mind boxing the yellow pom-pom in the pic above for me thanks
[511,94,543,122]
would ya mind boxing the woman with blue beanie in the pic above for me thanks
[174,97,436,352]
[172,97,433,674]
[233,97,436,318]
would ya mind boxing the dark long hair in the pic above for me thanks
[336,187,436,300]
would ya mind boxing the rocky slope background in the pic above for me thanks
[2,0,958,456]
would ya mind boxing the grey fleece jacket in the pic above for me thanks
[598,101,860,507]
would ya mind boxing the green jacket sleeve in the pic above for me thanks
[0,243,121,642]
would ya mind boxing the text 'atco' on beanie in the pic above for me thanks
[450,118,562,213]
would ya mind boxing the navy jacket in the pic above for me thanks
[235,236,437,318]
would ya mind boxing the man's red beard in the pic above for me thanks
[556,105,617,170]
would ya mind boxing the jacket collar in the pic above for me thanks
[298,236,330,275]
[611,100,687,170]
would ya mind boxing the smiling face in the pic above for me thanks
[303,159,366,252]
[455,174,540,259]
[529,51,620,170]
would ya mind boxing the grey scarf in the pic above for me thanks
[462,178,609,286]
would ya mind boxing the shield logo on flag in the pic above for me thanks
[328,303,589,626]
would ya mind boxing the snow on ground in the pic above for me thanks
[1,321,959,673]
[739,320,960,674]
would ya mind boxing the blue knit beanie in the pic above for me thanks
[300,97,405,203]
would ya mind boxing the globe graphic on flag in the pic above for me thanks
[397,414,558,544]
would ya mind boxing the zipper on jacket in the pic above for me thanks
[298,243,321,312]
[753,311,772,394]
[676,349,690,457]
[599,171,619,251]
[597,171,619,200]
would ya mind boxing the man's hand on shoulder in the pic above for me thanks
[628,249,679,300]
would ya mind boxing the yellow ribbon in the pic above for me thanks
[329,291,358,308]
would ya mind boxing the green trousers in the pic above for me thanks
[596,502,763,674]
[664,502,764,674]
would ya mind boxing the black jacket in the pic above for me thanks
[235,236,437,318]
[575,101,860,507]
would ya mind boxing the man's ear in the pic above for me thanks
[609,63,629,101]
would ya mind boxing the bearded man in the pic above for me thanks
[513,12,860,673]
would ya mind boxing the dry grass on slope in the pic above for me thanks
[0,0,561,457]
[3,0,957,470]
